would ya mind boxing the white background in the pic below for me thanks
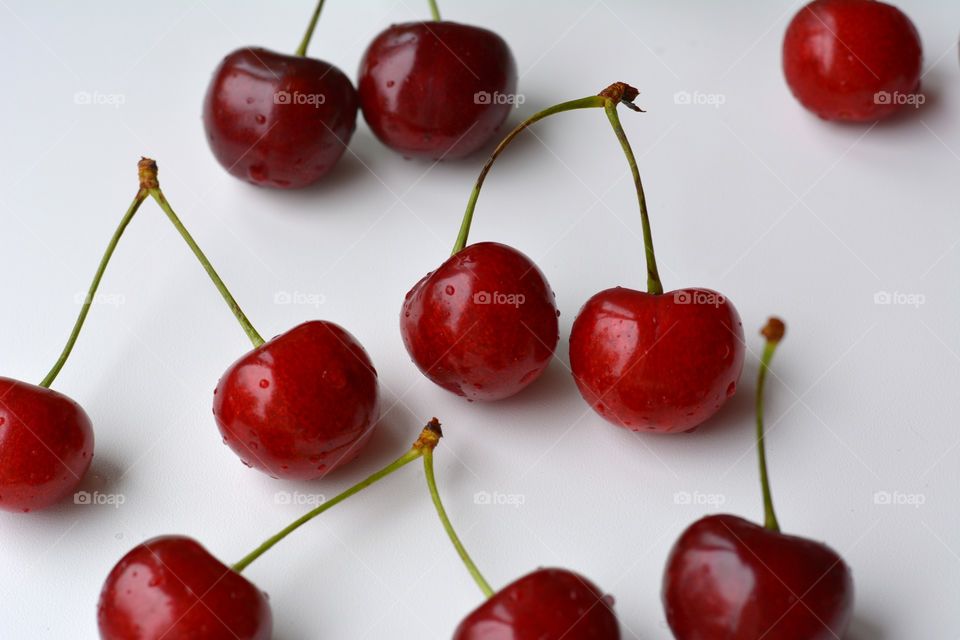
[1,1,958,637]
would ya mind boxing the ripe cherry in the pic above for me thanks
[203,0,358,188]
[420,437,621,638]
[662,319,854,639]
[568,83,744,433]
[358,0,517,160]
[782,0,923,122]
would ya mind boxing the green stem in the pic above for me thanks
[39,192,147,388]
[422,448,495,598]
[145,187,264,348]
[451,95,607,255]
[603,102,663,295]
[295,0,327,57]
[756,318,785,532]
[427,0,441,21]
[233,449,422,573]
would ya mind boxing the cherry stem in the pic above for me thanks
[756,317,786,533]
[422,447,495,598]
[39,192,148,388]
[295,0,327,57]
[138,159,265,348]
[427,0,441,21]
[603,102,663,295]
[451,83,644,256]
[233,420,443,573]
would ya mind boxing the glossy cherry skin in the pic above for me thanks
[401,242,559,401]
[358,21,517,160]
[213,320,380,480]
[569,287,744,433]
[783,0,922,122]
[0,377,93,513]
[97,535,272,639]
[203,47,358,188]
[454,568,620,639]
[663,515,854,639]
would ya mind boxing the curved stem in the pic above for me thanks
[603,102,663,295]
[756,318,785,532]
[422,448,495,598]
[427,0,441,21]
[451,95,607,255]
[295,0,327,57]
[39,192,147,388]
[145,188,264,348]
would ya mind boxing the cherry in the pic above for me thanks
[213,320,379,479]
[782,0,923,122]
[662,319,854,639]
[97,535,272,639]
[203,0,358,188]
[357,0,517,160]
[568,84,744,433]
[420,435,620,638]
[0,378,94,513]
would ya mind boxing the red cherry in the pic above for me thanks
[358,21,517,160]
[401,242,559,401]
[97,535,272,639]
[662,514,853,639]
[454,568,620,639]
[569,288,744,433]
[203,47,357,188]
[782,0,923,122]
[0,377,93,513]
[214,320,380,479]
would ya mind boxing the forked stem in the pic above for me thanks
[295,0,327,57]
[233,419,443,573]
[756,317,786,532]
[422,445,495,598]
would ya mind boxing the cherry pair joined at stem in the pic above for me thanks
[402,82,744,434]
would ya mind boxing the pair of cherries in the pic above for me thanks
[402,82,745,433]
[204,0,517,188]
[0,158,380,514]
[97,321,853,639]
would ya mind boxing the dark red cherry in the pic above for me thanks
[454,568,620,639]
[663,514,854,639]
[401,242,559,401]
[213,320,380,479]
[203,47,358,188]
[97,535,272,640]
[569,287,744,433]
[783,0,923,121]
[0,377,93,513]
[358,21,517,160]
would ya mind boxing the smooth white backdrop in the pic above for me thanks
[1,1,958,637]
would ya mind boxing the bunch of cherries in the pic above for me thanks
[1,0,928,637]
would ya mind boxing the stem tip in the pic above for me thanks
[414,418,443,451]
[761,317,786,343]
[138,157,158,190]
[599,82,643,112]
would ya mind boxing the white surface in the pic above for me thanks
[1,0,958,637]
